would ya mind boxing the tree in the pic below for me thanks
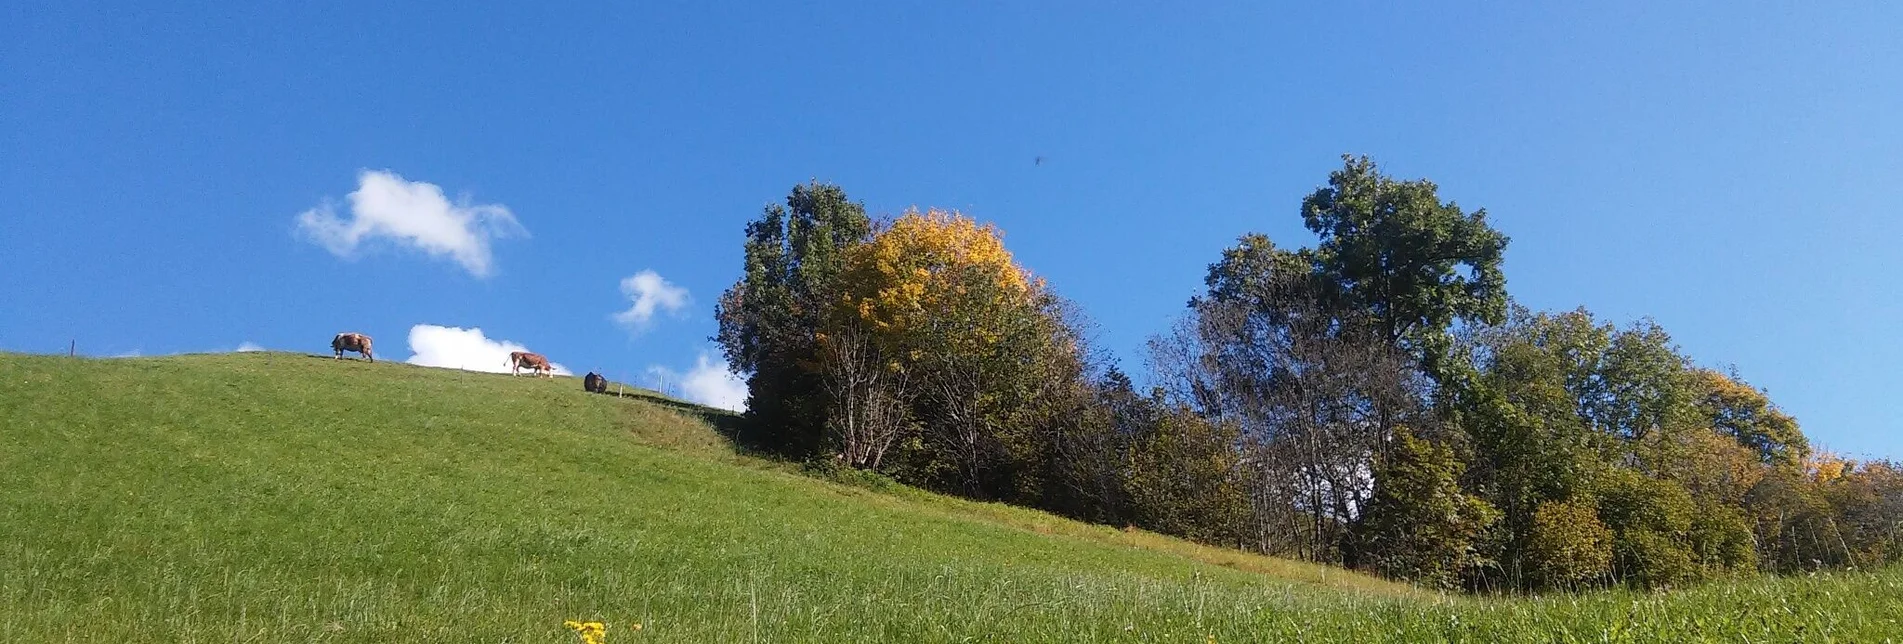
[837,208,1072,499]
[1452,307,1609,589]
[1688,369,1809,469]
[1819,459,1903,567]
[1038,366,1137,526]
[715,182,871,456]
[1300,155,1510,372]
[1156,233,1423,560]
[1590,320,1690,446]
[814,319,912,470]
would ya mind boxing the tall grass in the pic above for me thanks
[1,352,1896,642]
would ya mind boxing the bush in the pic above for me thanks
[802,458,903,493]
[1352,429,1499,589]
[1689,502,1757,574]
[1617,530,1699,589]
[1598,469,1702,589]
[1526,500,1613,589]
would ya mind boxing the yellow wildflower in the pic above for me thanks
[564,620,608,644]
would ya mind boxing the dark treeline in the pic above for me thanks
[714,157,1903,592]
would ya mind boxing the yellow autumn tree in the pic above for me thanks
[839,208,1036,349]
[832,208,1071,496]
[1808,451,1852,484]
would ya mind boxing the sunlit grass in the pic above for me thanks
[1,352,1896,642]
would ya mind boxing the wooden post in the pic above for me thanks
[69,340,75,357]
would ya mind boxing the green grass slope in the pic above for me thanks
[1,352,1898,643]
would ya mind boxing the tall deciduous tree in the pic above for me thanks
[1453,307,1609,588]
[837,209,1071,498]
[1688,369,1809,468]
[715,182,871,455]
[814,319,912,470]
[1156,233,1423,560]
[1301,155,1510,373]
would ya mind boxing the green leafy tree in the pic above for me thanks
[1300,155,1510,371]
[1688,500,1757,573]
[1589,320,1691,446]
[715,182,871,455]
[1452,307,1608,589]
[1688,368,1809,468]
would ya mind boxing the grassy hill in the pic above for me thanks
[1,352,1897,642]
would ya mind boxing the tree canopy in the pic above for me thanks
[716,164,1897,593]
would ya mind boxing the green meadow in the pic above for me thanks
[1,352,1896,642]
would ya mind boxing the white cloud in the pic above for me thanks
[404,324,571,376]
[612,270,690,334]
[235,342,266,352]
[111,349,142,358]
[646,352,748,412]
[296,170,525,278]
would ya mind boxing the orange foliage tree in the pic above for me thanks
[834,208,1078,497]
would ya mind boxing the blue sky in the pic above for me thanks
[4,3,1899,456]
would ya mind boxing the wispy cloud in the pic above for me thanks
[647,351,748,412]
[296,170,525,278]
[235,342,266,352]
[612,270,690,334]
[404,324,570,375]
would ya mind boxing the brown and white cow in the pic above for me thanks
[331,332,374,362]
[508,351,553,377]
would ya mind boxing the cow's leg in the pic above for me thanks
[364,348,374,363]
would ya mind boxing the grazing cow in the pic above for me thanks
[331,332,374,362]
[584,371,608,394]
[508,351,553,378]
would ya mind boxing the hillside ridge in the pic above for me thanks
[2,351,1895,642]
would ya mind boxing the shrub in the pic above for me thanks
[1353,429,1499,589]
[1598,469,1701,589]
[1525,500,1613,589]
[802,458,903,493]
[1689,502,1756,574]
